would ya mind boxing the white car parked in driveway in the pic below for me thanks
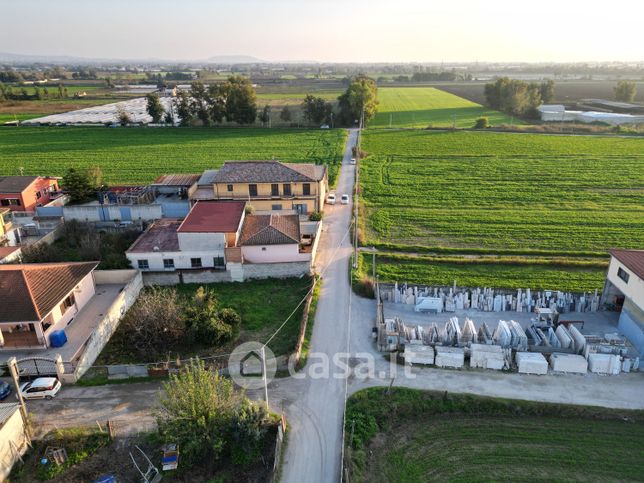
[326,193,336,205]
[341,194,350,205]
[18,377,62,400]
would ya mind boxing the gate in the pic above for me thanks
[16,356,60,378]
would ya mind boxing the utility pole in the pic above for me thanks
[7,357,30,437]
[261,346,269,410]
[372,247,376,279]
[352,106,363,269]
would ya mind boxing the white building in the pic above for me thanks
[0,403,29,481]
[538,104,644,126]
[602,249,644,356]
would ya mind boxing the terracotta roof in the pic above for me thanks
[152,174,200,187]
[178,201,246,233]
[610,249,644,280]
[0,261,98,323]
[239,214,300,246]
[0,246,20,260]
[0,176,38,193]
[127,219,181,253]
[211,161,325,184]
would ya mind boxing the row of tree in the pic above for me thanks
[0,82,68,101]
[484,78,555,118]
[147,74,379,127]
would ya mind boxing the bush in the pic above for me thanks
[185,287,241,345]
[309,211,323,221]
[474,117,489,129]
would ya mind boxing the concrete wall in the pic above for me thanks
[242,243,309,264]
[607,256,644,311]
[63,204,163,222]
[178,231,226,251]
[242,261,312,280]
[70,270,143,381]
[0,405,28,481]
[160,201,190,218]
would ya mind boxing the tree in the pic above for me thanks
[86,166,103,190]
[62,167,95,203]
[258,105,271,126]
[337,75,379,126]
[156,359,270,467]
[175,90,194,126]
[484,77,542,118]
[279,105,292,123]
[116,106,132,126]
[145,92,164,123]
[190,81,212,126]
[113,287,184,359]
[302,95,333,125]
[184,287,241,345]
[539,80,555,104]
[220,75,258,124]
[206,84,226,124]
[614,80,636,102]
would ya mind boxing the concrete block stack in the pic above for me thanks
[555,325,575,350]
[477,323,493,344]
[588,353,621,375]
[435,346,465,368]
[493,320,512,347]
[549,353,588,374]
[470,344,505,370]
[403,345,435,365]
[516,352,548,375]
[460,318,477,345]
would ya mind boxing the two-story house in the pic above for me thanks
[126,200,246,272]
[192,161,328,215]
[0,261,98,349]
[0,176,60,212]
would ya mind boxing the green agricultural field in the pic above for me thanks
[360,252,607,293]
[346,388,644,483]
[369,87,519,128]
[360,130,644,254]
[0,127,346,185]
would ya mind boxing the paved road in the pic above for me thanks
[23,127,644,482]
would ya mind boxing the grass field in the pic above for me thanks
[369,87,519,128]
[361,130,644,254]
[346,388,644,482]
[361,252,606,293]
[0,127,346,185]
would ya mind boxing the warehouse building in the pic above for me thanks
[602,249,644,356]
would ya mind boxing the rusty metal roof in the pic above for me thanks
[178,201,246,233]
[610,249,644,280]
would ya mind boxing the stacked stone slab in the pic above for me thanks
[470,344,505,370]
[549,353,588,374]
[516,352,548,375]
[588,353,621,375]
[435,346,465,368]
[403,345,435,365]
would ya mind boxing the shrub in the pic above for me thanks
[185,287,241,345]
[309,211,323,221]
[474,117,489,129]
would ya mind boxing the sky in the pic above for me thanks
[2,0,643,63]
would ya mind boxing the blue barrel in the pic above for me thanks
[49,330,68,348]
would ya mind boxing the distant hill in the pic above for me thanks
[206,55,265,64]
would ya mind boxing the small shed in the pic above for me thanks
[0,403,29,480]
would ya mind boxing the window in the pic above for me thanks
[163,259,174,269]
[191,257,202,268]
[271,184,279,196]
[1,199,21,206]
[271,204,283,210]
[227,184,233,192]
[137,259,150,270]
[249,184,258,197]
[36,191,42,199]
[283,184,292,196]
[303,183,311,196]
[294,203,308,215]
[59,293,76,314]
[213,256,225,268]
[617,267,630,284]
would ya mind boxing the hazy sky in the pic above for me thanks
[3,0,643,62]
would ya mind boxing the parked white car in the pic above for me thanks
[327,193,336,205]
[18,377,62,400]
[350,158,356,165]
[341,194,350,205]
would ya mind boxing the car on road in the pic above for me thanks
[350,158,356,165]
[326,193,336,205]
[341,194,350,205]
[0,381,11,400]
[17,377,61,400]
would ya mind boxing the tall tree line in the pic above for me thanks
[484,78,555,119]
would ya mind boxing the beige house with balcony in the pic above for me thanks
[191,161,328,215]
